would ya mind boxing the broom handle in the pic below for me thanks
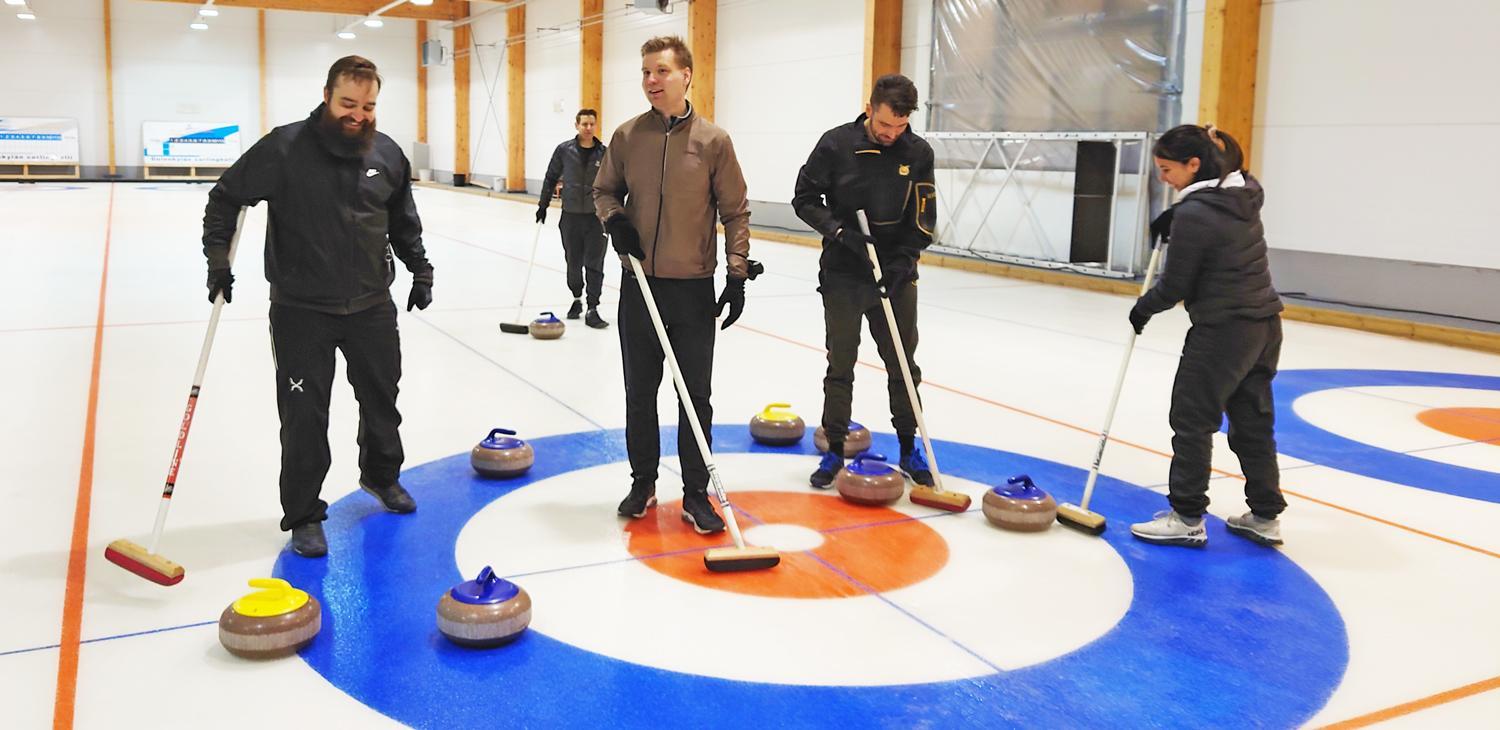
[513,221,543,316]
[625,254,749,551]
[855,211,947,493]
[148,208,246,554]
[1078,242,1166,511]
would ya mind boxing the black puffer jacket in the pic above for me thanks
[1136,172,1283,325]
[539,137,606,214]
[202,104,432,315]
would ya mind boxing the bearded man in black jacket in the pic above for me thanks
[200,56,434,558]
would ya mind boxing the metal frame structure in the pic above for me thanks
[926,132,1164,280]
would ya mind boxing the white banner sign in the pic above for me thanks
[0,117,81,163]
[143,122,242,166]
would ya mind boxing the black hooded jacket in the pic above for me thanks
[201,104,432,315]
[1136,172,1283,325]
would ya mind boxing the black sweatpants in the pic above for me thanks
[269,301,404,531]
[1167,315,1286,519]
[617,273,716,494]
[559,212,606,308]
[819,273,921,442]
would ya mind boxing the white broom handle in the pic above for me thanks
[855,211,946,492]
[625,255,749,550]
[514,221,543,313]
[1077,242,1166,511]
[149,207,247,554]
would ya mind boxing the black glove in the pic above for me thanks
[878,257,915,296]
[535,204,547,225]
[207,268,234,304]
[836,226,877,271]
[1128,301,1151,335]
[1149,207,1175,246]
[716,276,746,330]
[408,269,434,312]
[606,214,644,260]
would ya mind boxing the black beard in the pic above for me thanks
[316,106,375,158]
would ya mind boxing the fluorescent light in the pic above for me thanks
[363,18,383,28]
[19,12,36,20]
[337,30,357,40]
[189,21,208,30]
[410,0,434,6]
[199,8,219,16]
[4,0,27,6]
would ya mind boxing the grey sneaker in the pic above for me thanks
[1130,510,1207,547]
[1226,512,1283,546]
[290,522,328,558]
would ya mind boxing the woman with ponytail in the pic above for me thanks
[1128,124,1288,548]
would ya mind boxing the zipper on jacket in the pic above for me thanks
[649,120,670,277]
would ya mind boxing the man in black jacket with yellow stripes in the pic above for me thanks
[200,56,434,558]
[792,74,937,489]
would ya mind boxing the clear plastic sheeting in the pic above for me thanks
[928,132,1164,277]
[929,0,1186,133]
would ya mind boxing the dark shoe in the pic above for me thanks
[680,491,726,534]
[290,522,328,558]
[359,478,416,513]
[810,451,843,490]
[585,308,609,329]
[566,299,583,319]
[617,480,657,518]
[900,446,935,487]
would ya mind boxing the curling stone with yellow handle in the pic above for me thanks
[470,428,535,478]
[835,453,906,506]
[749,403,806,446]
[983,474,1057,532]
[528,311,565,340]
[437,566,532,648]
[218,578,321,659]
[813,421,872,457]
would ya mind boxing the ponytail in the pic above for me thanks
[1153,124,1245,184]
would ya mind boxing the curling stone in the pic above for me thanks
[437,566,532,648]
[528,311,565,340]
[982,474,1057,532]
[749,402,806,446]
[835,453,906,506]
[470,427,534,478]
[813,421,872,457]
[218,578,321,659]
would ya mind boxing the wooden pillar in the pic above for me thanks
[863,0,902,102]
[103,0,116,175]
[580,0,602,120]
[688,0,716,122]
[417,20,428,144]
[506,4,525,191]
[454,3,470,184]
[258,10,268,136]
[1199,0,1263,165]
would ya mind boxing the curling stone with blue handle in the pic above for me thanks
[983,474,1057,532]
[470,428,535,478]
[437,566,532,648]
[529,311,565,340]
[835,453,906,506]
[814,421,872,457]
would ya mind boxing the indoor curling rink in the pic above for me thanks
[4,181,1499,729]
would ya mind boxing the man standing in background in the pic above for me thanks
[537,109,609,328]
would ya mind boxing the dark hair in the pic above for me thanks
[641,36,693,71]
[870,74,919,118]
[1152,124,1245,183]
[324,55,382,95]
[575,108,598,124]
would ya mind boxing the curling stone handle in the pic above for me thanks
[763,402,792,416]
[539,311,555,318]
[475,566,496,588]
[852,453,887,468]
[1007,475,1033,488]
[248,578,293,593]
[487,428,518,440]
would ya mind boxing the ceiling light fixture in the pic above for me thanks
[189,20,208,30]
[337,30,357,40]
[199,8,219,16]
[363,18,384,28]
[4,0,27,6]
[19,11,37,20]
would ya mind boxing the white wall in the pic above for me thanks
[1252,0,1500,270]
[523,0,583,184]
[0,1,419,171]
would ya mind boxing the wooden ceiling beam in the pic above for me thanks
[143,0,464,22]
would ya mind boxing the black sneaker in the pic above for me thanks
[290,522,328,558]
[585,308,609,329]
[566,299,583,319]
[617,480,657,518]
[680,491,726,534]
[359,478,416,513]
[900,447,935,487]
[810,451,843,489]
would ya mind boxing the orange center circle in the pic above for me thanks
[623,491,950,599]
[1416,408,1500,446]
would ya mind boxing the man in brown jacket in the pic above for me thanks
[594,35,755,534]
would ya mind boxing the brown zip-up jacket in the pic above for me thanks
[593,105,751,279]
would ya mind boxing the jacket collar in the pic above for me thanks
[1178,170,1246,200]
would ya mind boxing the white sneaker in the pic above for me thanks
[1226,511,1283,546]
[1130,510,1207,547]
